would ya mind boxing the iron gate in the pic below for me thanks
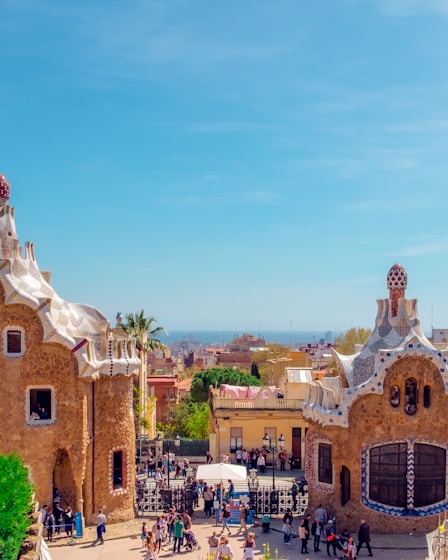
[135,481,195,516]
[248,484,308,516]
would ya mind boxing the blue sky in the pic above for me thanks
[1,0,448,335]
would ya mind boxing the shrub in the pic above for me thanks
[0,453,34,560]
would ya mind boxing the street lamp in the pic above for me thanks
[262,433,286,490]
[138,434,149,466]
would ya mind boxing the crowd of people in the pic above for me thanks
[41,489,76,542]
[282,504,372,559]
[228,448,297,472]
[44,449,373,559]
[137,450,192,489]
[140,508,199,559]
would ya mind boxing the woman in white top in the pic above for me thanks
[218,536,234,560]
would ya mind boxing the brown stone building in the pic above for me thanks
[0,174,140,525]
[303,264,448,533]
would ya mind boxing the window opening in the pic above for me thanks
[230,427,242,453]
[390,385,400,407]
[113,451,123,489]
[318,443,332,484]
[29,388,52,422]
[405,378,417,415]
[423,385,431,409]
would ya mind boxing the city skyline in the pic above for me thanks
[1,1,448,333]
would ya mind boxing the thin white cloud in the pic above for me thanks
[374,0,448,16]
[346,195,444,213]
[394,242,448,256]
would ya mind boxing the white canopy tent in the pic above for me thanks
[196,463,247,482]
[196,463,248,514]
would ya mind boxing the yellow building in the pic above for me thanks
[209,383,310,469]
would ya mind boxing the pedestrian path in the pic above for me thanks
[48,509,428,560]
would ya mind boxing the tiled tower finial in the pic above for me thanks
[387,263,407,317]
[0,174,10,204]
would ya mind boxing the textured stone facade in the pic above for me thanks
[303,264,448,533]
[0,174,140,525]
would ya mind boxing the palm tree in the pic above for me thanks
[120,310,166,436]
[121,310,166,352]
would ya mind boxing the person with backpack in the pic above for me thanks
[326,519,337,557]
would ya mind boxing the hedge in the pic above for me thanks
[0,453,33,560]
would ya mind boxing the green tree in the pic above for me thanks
[190,367,262,403]
[185,402,209,439]
[160,398,209,438]
[0,453,33,560]
[334,327,372,355]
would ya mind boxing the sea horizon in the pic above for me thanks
[158,329,335,346]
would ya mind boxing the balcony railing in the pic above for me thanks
[212,397,302,410]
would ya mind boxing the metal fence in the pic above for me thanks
[135,481,195,516]
[135,479,308,518]
[248,483,308,517]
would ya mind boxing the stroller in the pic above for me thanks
[184,529,200,551]
[262,514,271,533]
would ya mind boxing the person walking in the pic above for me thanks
[172,515,184,554]
[279,450,287,471]
[311,517,323,552]
[208,530,219,559]
[257,453,266,474]
[63,506,74,537]
[299,519,308,554]
[141,521,149,548]
[325,519,337,557]
[315,504,328,526]
[204,486,215,518]
[46,509,55,542]
[94,509,107,545]
[357,519,373,556]
[238,502,249,535]
[242,532,256,560]
[304,513,312,552]
[217,535,234,560]
[291,479,299,512]
[282,518,292,545]
[166,507,176,542]
[145,533,157,560]
[221,503,232,535]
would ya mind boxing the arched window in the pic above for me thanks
[368,441,446,511]
[424,385,431,408]
[405,378,417,415]
[390,385,400,407]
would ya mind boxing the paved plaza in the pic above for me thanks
[48,514,428,560]
[47,470,430,560]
